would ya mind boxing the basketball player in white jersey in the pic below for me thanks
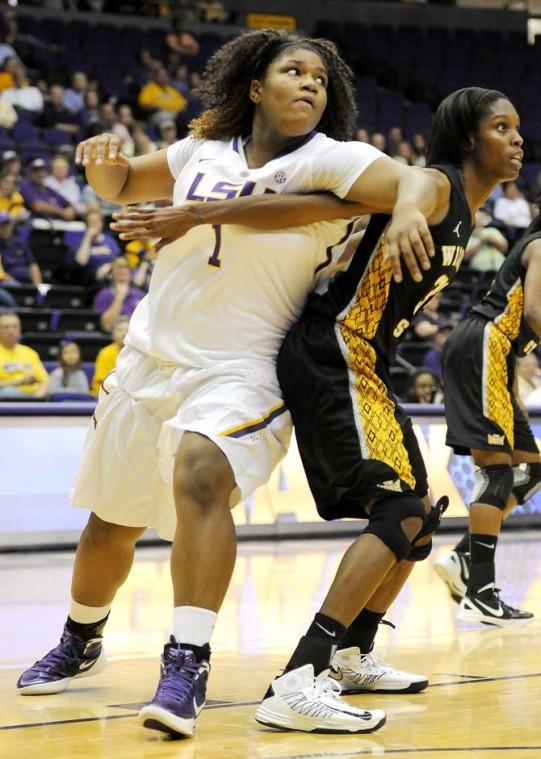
[17,29,446,738]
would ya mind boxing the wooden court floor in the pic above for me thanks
[1,533,540,759]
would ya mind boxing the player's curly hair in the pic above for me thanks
[189,29,357,142]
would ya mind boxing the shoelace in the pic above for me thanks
[156,652,202,701]
[360,651,391,672]
[308,674,343,703]
[32,633,91,675]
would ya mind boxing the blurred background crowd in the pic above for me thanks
[0,0,540,403]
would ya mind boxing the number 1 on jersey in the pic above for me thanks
[208,224,222,268]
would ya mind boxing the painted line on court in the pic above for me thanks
[3,672,541,731]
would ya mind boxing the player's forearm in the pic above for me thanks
[86,162,130,202]
[393,169,440,221]
[192,193,366,229]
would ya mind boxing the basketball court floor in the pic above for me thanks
[1,532,540,758]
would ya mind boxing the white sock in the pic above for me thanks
[173,606,217,647]
[69,600,111,625]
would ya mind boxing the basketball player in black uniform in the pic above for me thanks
[255,87,525,731]
[435,214,541,626]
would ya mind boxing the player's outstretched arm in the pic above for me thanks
[109,193,368,249]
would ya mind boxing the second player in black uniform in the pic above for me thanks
[435,214,541,626]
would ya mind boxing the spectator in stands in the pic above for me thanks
[411,293,447,340]
[79,90,101,136]
[465,208,508,272]
[90,315,129,395]
[1,150,21,180]
[170,63,190,98]
[393,140,414,165]
[93,256,145,332]
[66,207,120,284]
[63,71,89,115]
[0,170,27,219]
[0,212,42,285]
[1,62,43,113]
[198,0,230,23]
[132,122,157,156]
[387,125,403,157]
[0,311,48,398]
[20,158,76,221]
[0,29,18,68]
[138,67,188,127]
[516,353,541,404]
[412,133,427,167]
[112,104,135,157]
[370,132,386,152]
[41,84,81,135]
[44,154,84,215]
[404,368,442,404]
[132,243,157,291]
[0,281,16,308]
[0,55,18,93]
[157,119,178,148]
[422,322,454,378]
[493,181,533,242]
[355,127,369,143]
[165,19,200,56]
[48,340,91,396]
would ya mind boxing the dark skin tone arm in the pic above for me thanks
[522,238,541,338]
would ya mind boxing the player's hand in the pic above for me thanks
[75,133,130,168]
[110,205,201,251]
[384,204,435,284]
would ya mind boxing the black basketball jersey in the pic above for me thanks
[304,164,473,365]
[471,230,541,357]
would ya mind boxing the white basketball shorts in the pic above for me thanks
[71,345,292,540]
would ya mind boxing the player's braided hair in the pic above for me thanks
[189,29,357,142]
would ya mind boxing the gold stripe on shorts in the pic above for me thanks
[483,322,514,448]
[219,402,287,439]
[339,327,415,489]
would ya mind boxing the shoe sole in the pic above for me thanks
[339,679,428,694]
[139,705,196,738]
[17,651,107,695]
[255,705,386,734]
[434,562,466,603]
[458,608,534,628]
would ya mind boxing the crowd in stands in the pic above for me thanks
[0,5,540,404]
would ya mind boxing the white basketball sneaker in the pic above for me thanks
[255,664,386,734]
[434,549,470,604]
[330,648,428,694]
[458,583,534,628]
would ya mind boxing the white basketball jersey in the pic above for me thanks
[126,132,383,382]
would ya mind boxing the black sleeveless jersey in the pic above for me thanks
[471,230,541,356]
[304,164,473,365]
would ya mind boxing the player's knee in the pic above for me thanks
[408,495,449,562]
[364,495,426,561]
[173,434,235,509]
[512,462,541,505]
[86,513,142,545]
[471,464,513,510]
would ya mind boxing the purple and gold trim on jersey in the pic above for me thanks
[219,402,287,439]
[337,327,416,489]
[482,322,514,448]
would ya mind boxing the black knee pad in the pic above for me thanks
[408,495,449,562]
[511,462,541,505]
[470,464,513,510]
[364,495,426,562]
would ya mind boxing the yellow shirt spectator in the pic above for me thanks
[91,342,120,396]
[138,68,187,114]
[0,342,48,393]
[0,190,26,219]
